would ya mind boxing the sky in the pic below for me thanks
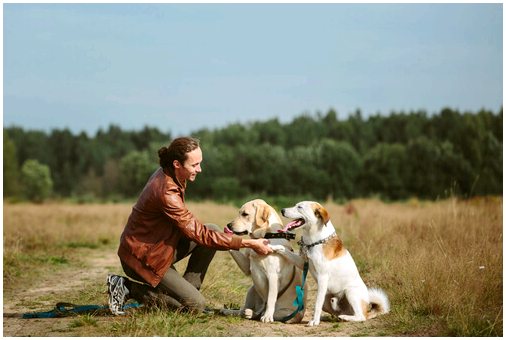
[3,3,503,137]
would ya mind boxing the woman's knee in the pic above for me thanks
[182,294,206,313]
[159,268,207,313]
[151,287,206,313]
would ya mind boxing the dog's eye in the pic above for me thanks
[241,212,248,217]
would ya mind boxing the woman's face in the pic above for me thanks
[173,147,203,182]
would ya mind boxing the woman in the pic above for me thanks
[108,137,272,315]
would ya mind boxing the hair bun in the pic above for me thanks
[158,146,168,157]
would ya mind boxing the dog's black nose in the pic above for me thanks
[226,223,232,228]
[281,208,285,215]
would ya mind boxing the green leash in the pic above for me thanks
[281,261,309,322]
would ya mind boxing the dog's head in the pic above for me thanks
[281,201,330,232]
[225,199,277,237]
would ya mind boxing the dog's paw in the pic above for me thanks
[330,297,339,311]
[269,245,286,253]
[306,319,320,327]
[260,313,274,323]
[338,314,366,322]
[242,308,253,319]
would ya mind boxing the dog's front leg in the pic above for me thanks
[260,272,278,323]
[229,250,251,276]
[308,273,329,327]
[272,246,306,270]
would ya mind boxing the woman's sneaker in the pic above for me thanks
[107,274,130,315]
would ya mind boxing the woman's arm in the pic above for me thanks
[240,238,273,255]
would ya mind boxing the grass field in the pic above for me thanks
[3,197,503,336]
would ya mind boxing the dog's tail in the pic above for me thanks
[367,287,390,319]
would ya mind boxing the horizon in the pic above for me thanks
[3,105,503,137]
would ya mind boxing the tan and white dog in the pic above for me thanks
[224,199,305,323]
[277,201,390,326]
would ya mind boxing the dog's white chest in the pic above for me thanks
[306,244,341,271]
[249,252,282,274]
[248,253,285,297]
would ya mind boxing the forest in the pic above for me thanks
[3,107,503,203]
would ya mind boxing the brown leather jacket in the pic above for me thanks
[117,167,242,287]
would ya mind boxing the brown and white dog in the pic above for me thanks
[276,201,390,326]
[224,199,305,323]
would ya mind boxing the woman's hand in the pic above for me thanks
[241,238,273,255]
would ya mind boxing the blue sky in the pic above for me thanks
[3,3,503,136]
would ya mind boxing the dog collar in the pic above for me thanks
[264,232,296,240]
[298,232,337,258]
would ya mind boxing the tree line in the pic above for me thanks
[3,107,502,203]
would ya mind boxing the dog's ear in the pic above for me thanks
[255,203,270,228]
[314,204,330,225]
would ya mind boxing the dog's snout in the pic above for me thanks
[226,222,233,228]
[281,208,286,215]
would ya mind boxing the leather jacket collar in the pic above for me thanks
[162,167,186,190]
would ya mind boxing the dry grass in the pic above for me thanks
[3,203,131,286]
[324,197,503,336]
[3,198,503,336]
[2,201,241,296]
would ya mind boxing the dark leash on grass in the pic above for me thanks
[4,302,143,319]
